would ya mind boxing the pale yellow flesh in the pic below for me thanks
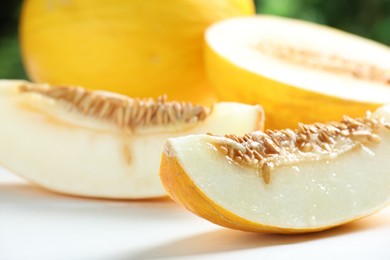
[0,80,263,199]
[163,109,390,231]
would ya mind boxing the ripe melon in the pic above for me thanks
[205,15,390,128]
[20,0,255,105]
[0,80,263,199]
[160,105,390,233]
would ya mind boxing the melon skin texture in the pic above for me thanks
[0,80,263,199]
[205,15,390,129]
[160,107,390,233]
[20,0,254,105]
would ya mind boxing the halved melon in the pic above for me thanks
[0,80,263,199]
[160,106,390,233]
[205,15,390,129]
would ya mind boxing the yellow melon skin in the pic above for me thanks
[160,153,348,234]
[20,0,254,106]
[205,44,381,130]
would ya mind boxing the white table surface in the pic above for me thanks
[1,166,390,260]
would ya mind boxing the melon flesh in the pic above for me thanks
[0,80,263,199]
[161,107,390,232]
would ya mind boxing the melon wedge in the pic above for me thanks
[0,80,263,199]
[205,15,390,129]
[160,106,390,233]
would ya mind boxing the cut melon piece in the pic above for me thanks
[0,80,264,199]
[205,15,390,129]
[160,106,390,233]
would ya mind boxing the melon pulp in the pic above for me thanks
[160,106,390,233]
[0,80,264,199]
[20,0,255,106]
[205,15,390,129]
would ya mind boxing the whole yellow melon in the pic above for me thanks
[20,0,254,105]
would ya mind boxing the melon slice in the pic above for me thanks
[0,80,264,199]
[205,15,390,129]
[160,106,390,233]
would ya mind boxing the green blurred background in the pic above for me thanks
[1,0,389,80]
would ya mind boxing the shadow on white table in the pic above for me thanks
[1,167,389,259]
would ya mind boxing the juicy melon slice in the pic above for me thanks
[0,80,264,199]
[160,106,390,233]
[205,15,390,129]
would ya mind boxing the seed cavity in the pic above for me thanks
[257,41,390,85]
[212,113,390,184]
[19,84,209,129]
